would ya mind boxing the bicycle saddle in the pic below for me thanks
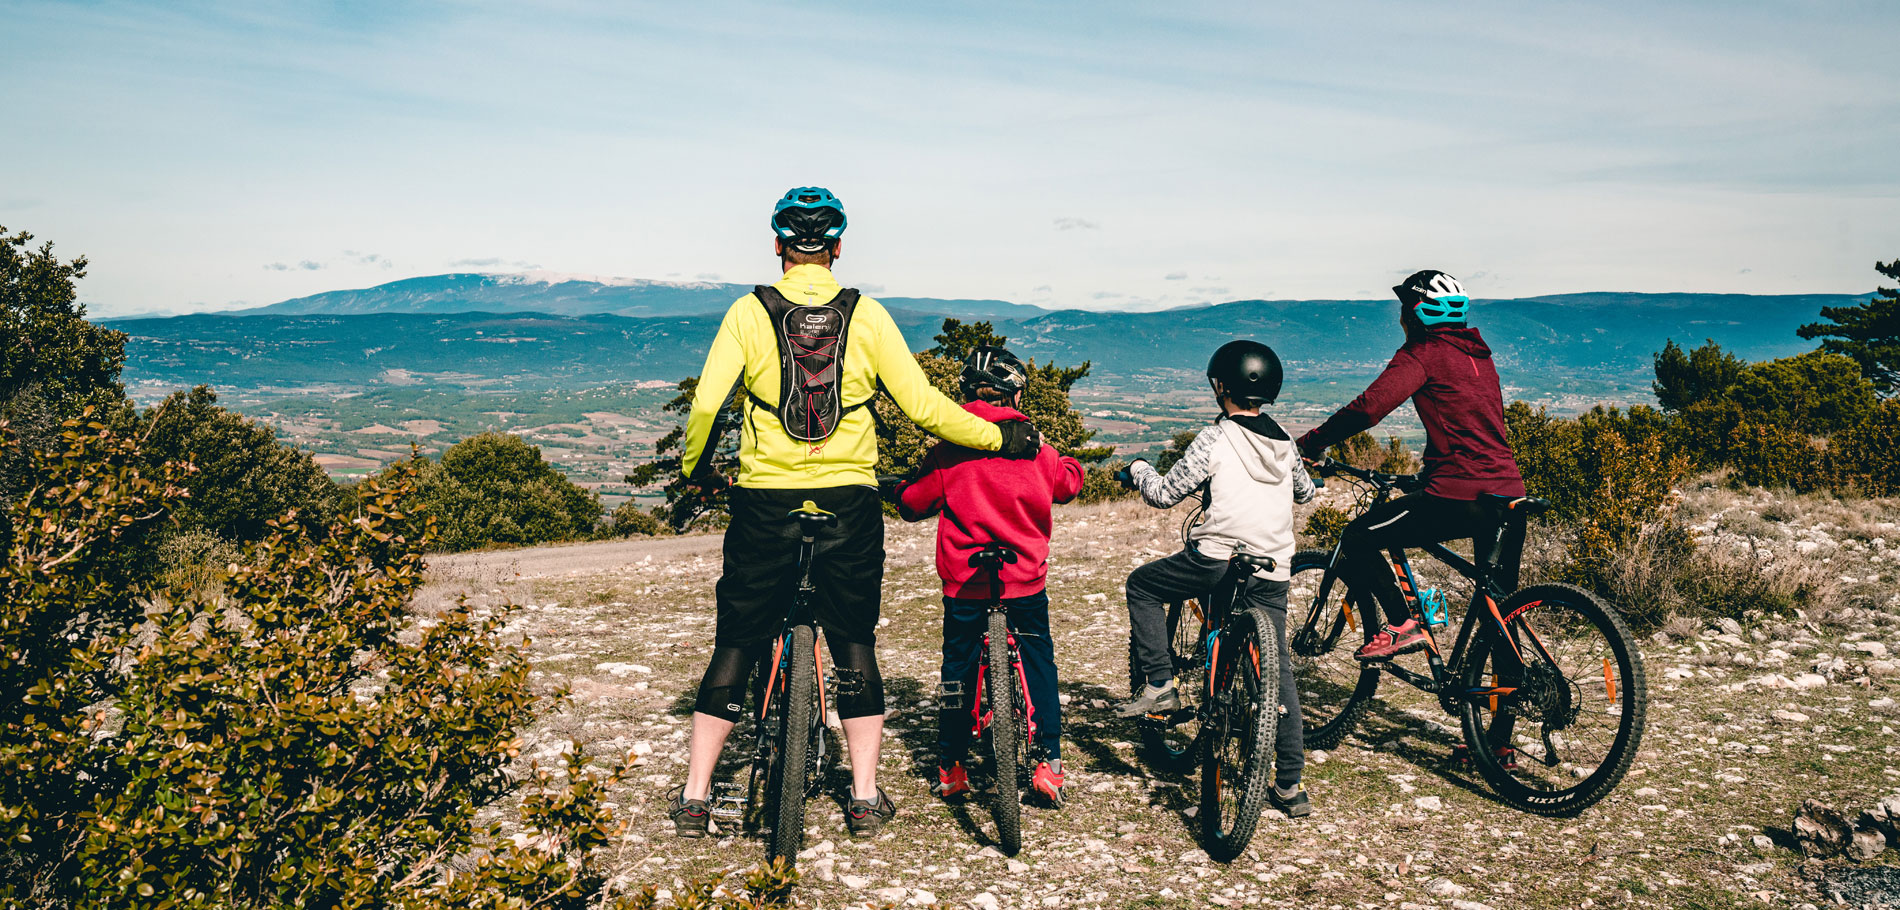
[1481,494,1551,517]
[788,500,837,531]
[1230,552,1278,573]
[968,543,1020,568]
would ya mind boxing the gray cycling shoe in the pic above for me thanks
[846,787,896,837]
[667,786,712,838]
[1116,681,1182,718]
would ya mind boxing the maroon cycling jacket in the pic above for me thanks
[897,400,1086,599]
[1296,327,1526,501]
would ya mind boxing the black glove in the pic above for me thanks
[687,473,731,494]
[997,421,1042,460]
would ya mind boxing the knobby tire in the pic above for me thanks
[768,623,817,864]
[1201,607,1278,862]
[1288,549,1380,750]
[987,610,1023,854]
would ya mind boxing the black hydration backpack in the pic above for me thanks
[746,285,874,443]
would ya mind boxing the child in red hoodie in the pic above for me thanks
[897,345,1085,806]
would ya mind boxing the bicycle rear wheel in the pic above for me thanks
[1131,599,1206,771]
[1200,607,1278,862]
[1459,583,1646,817]
[1287,549,1380,750]
[986,611,1023,854]
[766,624,817,864]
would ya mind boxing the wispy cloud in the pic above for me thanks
[449,257,539,270]
[262,260,325,271]
[1053,217,1099,231]
[1164,271,1187,280]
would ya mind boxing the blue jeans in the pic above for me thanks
[938,591,1061,764]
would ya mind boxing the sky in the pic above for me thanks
[3,1,1898,317]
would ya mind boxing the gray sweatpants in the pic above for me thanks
[1126,548,1304,786]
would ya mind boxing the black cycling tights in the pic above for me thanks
[1340,492,1497,627]
[694,637,885,723]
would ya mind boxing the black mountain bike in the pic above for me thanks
[1289,461,1646,816]
[958,543,1039,854]
[709,500,836,866]
[1129,541,1282,862]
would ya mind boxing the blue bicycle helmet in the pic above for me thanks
[1393,270,1470,327]
[771,186,847,253]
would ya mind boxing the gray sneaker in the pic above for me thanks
[1116,681,1182,718]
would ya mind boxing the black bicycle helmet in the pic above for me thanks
[960,345,1028,398]
[1206,340,1283,404]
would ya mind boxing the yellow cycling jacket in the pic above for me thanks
[681,263,1003,488]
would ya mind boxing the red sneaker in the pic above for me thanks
[1355,618,1429,661]
[935,762,972,800]
[1031,761,1065,808]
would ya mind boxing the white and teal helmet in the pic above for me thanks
[1393,270,1470,327]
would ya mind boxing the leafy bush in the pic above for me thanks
[610,499,669,536]
[1078,462,1136,503]
[152,527,241,597]
[1326,431,1418,473]
[1829,399,1900,497]
[0,227,132,511]
[1301,505,1352,550]
[0,419,659,908]
[1653,339,1745,413]
[409,432,603,552]
[1505,402,1691,617]
[1153,429,1200,473]
[1725,350,1876,436]
[1727,421,1826,493]
[140,385,342,541]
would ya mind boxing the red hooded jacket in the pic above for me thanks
[897,400,1086,599]
[1297,327,1526,501]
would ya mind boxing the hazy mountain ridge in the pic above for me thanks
[240,272,1048,321]
[112,291,1864,396]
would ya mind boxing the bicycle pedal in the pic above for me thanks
[709,782,747,820]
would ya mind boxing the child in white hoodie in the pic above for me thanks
[1114,340,1316,816]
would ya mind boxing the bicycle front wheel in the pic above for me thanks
[986,611,1023,854]
[1200,607,1278,862]
[1459,584,1646,817]
[1287,549,1380,750]
[1132,599,1206,771]
[766,624,817,864]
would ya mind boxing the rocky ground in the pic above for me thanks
[419,484,1900,910]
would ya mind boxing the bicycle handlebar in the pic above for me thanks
[1310,459,1423,493]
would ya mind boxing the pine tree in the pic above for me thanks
[1798,258,1900,395]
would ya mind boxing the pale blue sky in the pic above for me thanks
[3,1,1897,315]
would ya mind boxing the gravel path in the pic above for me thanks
[420,494,1900,910]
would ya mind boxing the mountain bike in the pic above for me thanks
[950,543,1040,854]
[707,500,836,866]
[1289,461,1646,816]
[1128,542,1283,862]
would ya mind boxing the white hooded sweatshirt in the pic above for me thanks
[1129,413,1315,581]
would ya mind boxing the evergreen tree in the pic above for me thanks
[1651,339,1744,413]
[1798,258,1900,395]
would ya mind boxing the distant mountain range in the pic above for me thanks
[110,275,1869,403]
[238,272,1050,321]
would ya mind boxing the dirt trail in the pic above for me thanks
[421,494,1900,910]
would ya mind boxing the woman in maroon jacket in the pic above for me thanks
[1296,271,1526,661]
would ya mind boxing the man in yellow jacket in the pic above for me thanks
[670,187,1042,838]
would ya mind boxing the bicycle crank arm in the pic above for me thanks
[1381,663,1438,693]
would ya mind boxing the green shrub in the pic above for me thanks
[1727,421,1826,493]
[140,385,342,542]
[1726,350,1877,436]
[1153,429,1200,473]
[410,432,603,552]
[611,499,669,536]
[1302,505,1351,550]
[152,527,240,597]
[1325,431,1418,474]
[1079,462,1137,503]
[1829,399,1900,496]
[1652,339,1744,413]
[0,419,651,908]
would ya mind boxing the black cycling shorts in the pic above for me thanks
[714,484,884,649]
